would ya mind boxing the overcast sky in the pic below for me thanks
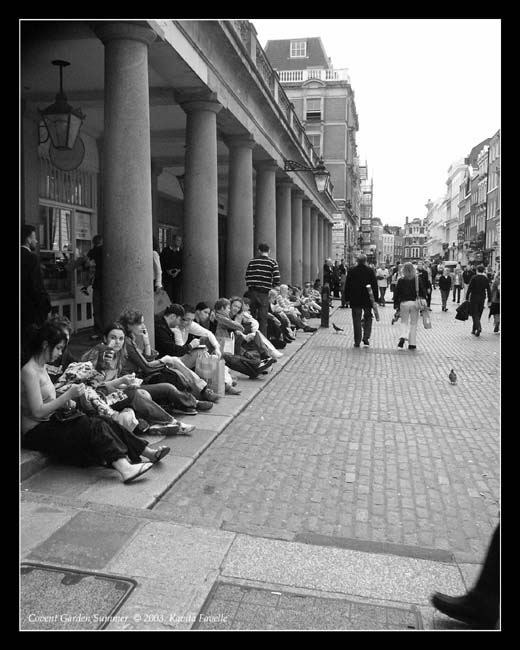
[252,18,501,226]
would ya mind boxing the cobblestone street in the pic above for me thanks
[155,295,500,563]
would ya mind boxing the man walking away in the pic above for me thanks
[245,243,280,336]
[344,254,379,347]
[21,224,51,345]
[466,265,491,337]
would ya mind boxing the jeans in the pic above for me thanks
[453,285,462,302]
[440,289,450,309]
[399,300,420,346]
[222,352,262,378]
[22,414,146,467]
[351,306,373,344]
[378,286,387,305]
[155,356,207,397]
[136,384,196,416]
[470,300,485,333]
[247,289,270,336]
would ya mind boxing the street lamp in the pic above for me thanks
[38,60,85,151]
[284,156,331,193]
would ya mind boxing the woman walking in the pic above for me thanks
[489,271,500,333]
[393,262,428,350]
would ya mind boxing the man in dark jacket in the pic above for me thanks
[21,224,51,340]
[462,263,476,300]
[344,254,379,347]
[466,265,491,337]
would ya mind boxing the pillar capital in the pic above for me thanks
[277,180,294,190]
[255,159,279,173]
[178,90,222,115]
[225,134,256,150]
[302,198,313,208]
[91,21,157,46]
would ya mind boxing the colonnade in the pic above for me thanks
[94,22,333,338]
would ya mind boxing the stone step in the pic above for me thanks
[20,449,51,482]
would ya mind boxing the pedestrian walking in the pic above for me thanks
[86,234,104,340]
[438,267,452,312]
[452,262,463,303]
[343,253,379,347]
[431,524,499,629]
[160,234,183,304]
[462,263,475,300]
[244,243,281,337]
[466,264,492,337]
[489,271,500,333]
[416,261,432,310]
[376,265,389,306]
[21,224,51,344]
[393,262,428,350]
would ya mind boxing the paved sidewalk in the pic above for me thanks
[20,295,500,630]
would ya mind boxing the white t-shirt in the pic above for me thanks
[376,268,389,287]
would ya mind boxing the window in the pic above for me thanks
[307,133,321,157]
[290,40,307,58]
[305,98,321,121]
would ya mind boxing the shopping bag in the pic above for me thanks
[154,287,171,314]
[195,349,213,381]
[421,308,432,329]
[455,300,470,321]
[207,357,226,397]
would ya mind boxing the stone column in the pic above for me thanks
[94,22,157,339]
[179,94,222,306]
[318,214,324,281]
[327,221,333,259]
[302,199,312,285]
[254,161,278,256]
[276,182,293,284]
[311,207,319,284]
[225,135,255,297]
[151,160,163,242]
[291,190,304,287]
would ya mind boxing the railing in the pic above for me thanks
[227,21,324,183]
[277,68,351,83]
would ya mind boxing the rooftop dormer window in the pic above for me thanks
[290,40,307,58]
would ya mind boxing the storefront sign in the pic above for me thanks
[75,212,92,240]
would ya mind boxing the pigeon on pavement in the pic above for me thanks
[332,322,344,333]
[449,369,457,385]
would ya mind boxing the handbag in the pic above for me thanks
[455,300,470,321]
[153,287,171,315]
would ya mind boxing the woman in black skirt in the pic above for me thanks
[21,323,169,484]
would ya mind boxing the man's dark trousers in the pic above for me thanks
[247,288,270,336]
[470,300,485,333]
[352,306,373,345]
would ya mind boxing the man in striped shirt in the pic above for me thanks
[245,243,281,336]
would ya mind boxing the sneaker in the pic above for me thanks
[195,400,214,411]
[200,387,220,403]
[397,337,405,348]
[362,339,369,346]
[225,385,242,396]
[354,343,360,348]
[257,357,275,371]
[178,423,196,435]
[169,407,197,416]
[408,345,417,350]
[303,326,317,333]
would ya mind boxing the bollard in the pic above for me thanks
[321,283,330,328]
